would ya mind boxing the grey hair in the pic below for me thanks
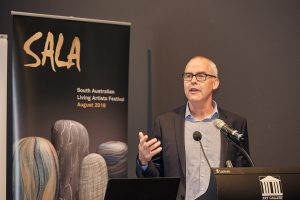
[189,56,219,77]
[210,61,218,78]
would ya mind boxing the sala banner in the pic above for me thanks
[11,12,130,200]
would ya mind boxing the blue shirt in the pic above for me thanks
[184,101,221,200]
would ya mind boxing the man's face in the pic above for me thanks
[183,58,219,105]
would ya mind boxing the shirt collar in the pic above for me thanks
[185,101,219,122]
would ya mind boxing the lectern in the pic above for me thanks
[104,177,180,200]
[209,167,300,200]
[104,168,300,200]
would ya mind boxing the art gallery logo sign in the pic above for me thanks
[259,176,283,200]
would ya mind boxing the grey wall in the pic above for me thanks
[2,0,300,180]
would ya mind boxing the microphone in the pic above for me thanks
[193,131,211,168]
[193,131,202,141]
[213,119,244,141]
[213,119,255,167]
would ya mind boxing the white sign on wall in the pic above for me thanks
[0,34,8,200]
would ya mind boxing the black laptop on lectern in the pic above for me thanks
[104,177,180,200]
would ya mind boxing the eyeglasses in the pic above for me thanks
[182,72,217,82]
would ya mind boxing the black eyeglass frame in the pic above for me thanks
[182,72,217,81]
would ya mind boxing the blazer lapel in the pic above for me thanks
[172,106,229,173]
[218,108,229,167]
[174,106,186,177]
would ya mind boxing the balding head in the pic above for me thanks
[186,56,218,77]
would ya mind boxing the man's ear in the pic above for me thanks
[213,78,220,90]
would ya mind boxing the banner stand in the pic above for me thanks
[11,11,130,199]
[0,34,8,200]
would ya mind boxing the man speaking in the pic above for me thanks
[136,56,250,200]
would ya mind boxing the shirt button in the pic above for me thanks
[200,188,204,191]
[201,174,204,177]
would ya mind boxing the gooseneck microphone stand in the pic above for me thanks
[223,131,255,167]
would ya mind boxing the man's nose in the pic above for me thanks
[191,75,197,82]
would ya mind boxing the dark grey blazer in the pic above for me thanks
[136,105,250,199]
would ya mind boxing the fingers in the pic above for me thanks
[139,131,145,140]
[138,132,149,157]
[149,140,161,151]
[150,146,162,157]
[139,132,148,144]
[141,137,160,152]
[138,132,162,163]
[146,137,158,147]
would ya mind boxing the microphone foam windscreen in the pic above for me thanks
[213,119,225,129]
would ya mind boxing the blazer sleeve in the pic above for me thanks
[136,116,164,177]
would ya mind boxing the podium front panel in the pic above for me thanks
[212,167,300,200]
